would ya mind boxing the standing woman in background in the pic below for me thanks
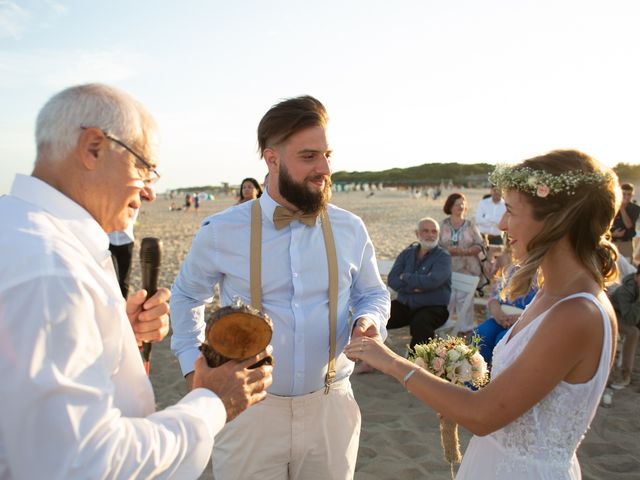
[237,177,263,204]
[439,192,484,334]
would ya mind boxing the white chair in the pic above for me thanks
[435,272,480,337]
[377,259,397,300]
[376,259,395,277]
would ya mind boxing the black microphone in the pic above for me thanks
[140,237,162,375]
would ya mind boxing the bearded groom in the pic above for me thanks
[170,95,390,480]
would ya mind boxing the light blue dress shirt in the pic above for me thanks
[170,190,390,396]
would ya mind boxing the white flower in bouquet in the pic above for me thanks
[447,360,473,384]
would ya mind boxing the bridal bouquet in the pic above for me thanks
[408,335,488,474]
[410,335,488,388]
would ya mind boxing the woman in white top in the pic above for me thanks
[346,149,619,479]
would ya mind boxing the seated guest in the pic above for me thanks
[387,217,452,348]
[608,265,640,389]
[474,264,537,364]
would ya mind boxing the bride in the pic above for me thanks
[346,149,619,479]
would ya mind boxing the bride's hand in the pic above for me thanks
[345,336,397,373]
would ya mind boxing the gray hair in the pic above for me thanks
[416,216,439,232]
[35,83,158,161]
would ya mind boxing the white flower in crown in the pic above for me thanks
[489,163,612,198]
[536,184,550,198]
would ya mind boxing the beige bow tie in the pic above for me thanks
[273,206,318,230]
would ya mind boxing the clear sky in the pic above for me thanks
[1,0,639,194]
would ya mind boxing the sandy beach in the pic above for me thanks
[129,189,640,479]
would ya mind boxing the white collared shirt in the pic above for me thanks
[0,174,225,479]
[475,196,506,236]
[171,190,390,396]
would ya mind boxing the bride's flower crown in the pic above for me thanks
[489,165,612,198]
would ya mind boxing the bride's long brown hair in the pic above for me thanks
[505,150,620,300]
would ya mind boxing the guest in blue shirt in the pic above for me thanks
[387,217,452,348]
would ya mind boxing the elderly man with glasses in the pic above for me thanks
[0,83,272,479]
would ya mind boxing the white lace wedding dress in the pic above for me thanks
[456,293,612,479]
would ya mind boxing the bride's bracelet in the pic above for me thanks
[403,367,419,389]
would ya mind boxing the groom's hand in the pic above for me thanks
[352,316,381,341]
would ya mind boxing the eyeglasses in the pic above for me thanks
[81,127,161,184]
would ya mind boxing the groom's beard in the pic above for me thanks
[278,163,332,214]
[419,239,439,250]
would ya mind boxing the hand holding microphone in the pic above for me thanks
[126,237,170,374]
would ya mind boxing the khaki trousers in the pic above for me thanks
[212,378,361,480]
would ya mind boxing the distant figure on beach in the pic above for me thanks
[608,264,640,389]
[610,183,639,261]
[236,176,263,204]
[193,192,200,212]
[386,217,452,348]
[475,186,506,247]
[346,149,619,479]
[0,84,272,479]
[439,192,484,335]
[170,95,389,480]
[184,192,192,211]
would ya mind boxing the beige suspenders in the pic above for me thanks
[320,209,339,393]
[250,200,263,310]
[250,200,338,393]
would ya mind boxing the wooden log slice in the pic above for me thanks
[200,302,273,368]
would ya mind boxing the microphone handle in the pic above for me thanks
[141,267,159,373]
[140,236,162,375]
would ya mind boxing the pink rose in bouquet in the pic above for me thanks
[431,356,445,377]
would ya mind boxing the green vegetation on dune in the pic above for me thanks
[613,163,640,182]
[332,162,494,186]
[332,161,640,186]
[168,162,640,192]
